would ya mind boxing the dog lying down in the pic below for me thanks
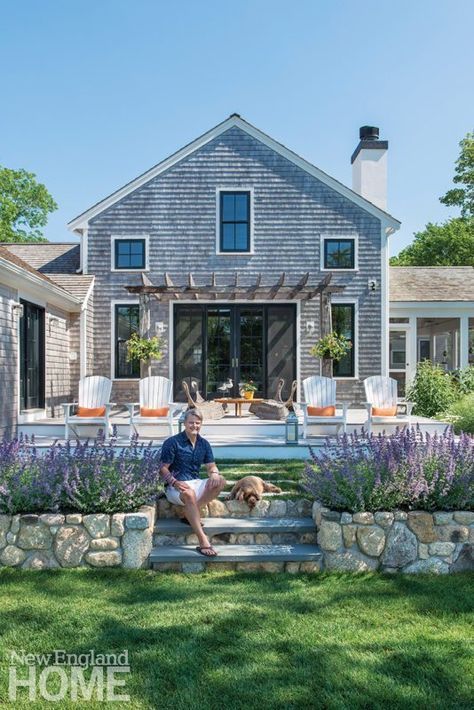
[228,476,282,509]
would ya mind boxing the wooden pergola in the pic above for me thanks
[125,272,345,376]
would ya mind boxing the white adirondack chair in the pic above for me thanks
[127,376,175,438]
[63,376,114,441]
[301,376,348,439]
[363,376,414,435]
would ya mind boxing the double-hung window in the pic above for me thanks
[219,191,251,253]
[331,303,356,378]
[114,304,140,379]
[113,237,147,270]
[322,237,357,270]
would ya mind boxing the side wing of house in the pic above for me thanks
[72,119,399,404]
[389,266,474,394]
[0,246,93,436]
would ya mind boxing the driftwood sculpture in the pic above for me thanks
[181,381,225,420]
[249,379,297,420]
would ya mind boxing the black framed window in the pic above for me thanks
[114,239,146,269]
[324,239,355,269]
[115,304,140,378]
[220,191,250,252]
[331,303,355,377]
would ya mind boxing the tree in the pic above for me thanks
[391,218,474,266]
[0,165,57,243]
[391,131,474,266]
[439,131,474,218]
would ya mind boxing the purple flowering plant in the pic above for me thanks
[302,427,474,512]
[0,433,163,515]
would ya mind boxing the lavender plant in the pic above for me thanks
[0,435,163,514]
[302,427,474,512]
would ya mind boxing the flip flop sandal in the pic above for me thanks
[195,546,217,557]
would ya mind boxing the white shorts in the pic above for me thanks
[164,478,209,506]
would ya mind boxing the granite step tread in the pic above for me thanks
[154,517,315,535]
[149,543,322,563]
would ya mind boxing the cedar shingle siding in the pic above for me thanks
[88,126,383,402]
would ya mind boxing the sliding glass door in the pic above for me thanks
[19,300,45,410]
[173,304,296,401]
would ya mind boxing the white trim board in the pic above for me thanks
[68,115,401,232]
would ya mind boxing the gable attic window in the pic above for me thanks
[321,237,357,270]
[112,237,148,271]
[218,191,251,253]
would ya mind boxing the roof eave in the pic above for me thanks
[0,257,83,311]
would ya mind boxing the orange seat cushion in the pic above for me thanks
[76,406,106,417]
[372,406,397,416]
[307,406,336,417]
[140,407,169,418]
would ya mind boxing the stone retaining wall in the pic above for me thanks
[313,503,474,573]
[0,506,156,570]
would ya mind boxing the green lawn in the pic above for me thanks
[0,570,472,709]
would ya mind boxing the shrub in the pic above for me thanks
[0,435,163,515]
[406,360,456,417]
[442,393,474,435]
[302,427,474,512]
[451,365,474,395]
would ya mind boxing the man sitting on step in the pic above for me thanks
[159,408,226,557]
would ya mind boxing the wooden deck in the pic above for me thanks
[17,407,450,460]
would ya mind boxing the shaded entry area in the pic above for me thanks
[173,304,297,400]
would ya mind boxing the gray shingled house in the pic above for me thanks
[4,115,470,437]
[66,115,399,407]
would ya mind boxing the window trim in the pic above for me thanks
[216,187,254,255]
[320,235,358,272]
[330,298,359,380]
[110,300,140,380]
[111,235,149,272]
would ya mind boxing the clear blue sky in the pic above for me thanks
[1,0,473,256]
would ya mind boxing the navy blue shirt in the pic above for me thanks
[160,431,215,481]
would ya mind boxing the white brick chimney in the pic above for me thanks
[351,126,388,211]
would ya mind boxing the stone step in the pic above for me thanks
[157,496,313,520]
[150,543,322,572]
[155,517,315,535]
[153,517,317,546]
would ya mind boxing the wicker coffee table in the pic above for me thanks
[214,397,264,417]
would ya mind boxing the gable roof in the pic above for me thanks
[3,243,80,273]
[390,266,474,302]
[68,114,401,232]
[0,244,93,304]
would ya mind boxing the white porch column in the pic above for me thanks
[408,315,417,384]
[460,315,469,369]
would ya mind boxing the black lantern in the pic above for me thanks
[285,409,299,445]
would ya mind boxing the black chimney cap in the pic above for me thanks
[351,126,388,164]
[359,126,380,141]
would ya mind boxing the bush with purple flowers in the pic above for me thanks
[302,427,474,512]
[0,436,163,514]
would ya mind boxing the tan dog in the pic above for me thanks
[228,476,282,509]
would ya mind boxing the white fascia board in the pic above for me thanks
[0,258,82,311]
[67,116,401,232]
[390,301,474,311]
[81,276,95,312]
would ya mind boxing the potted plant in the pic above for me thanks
[126,333,163,377]
[239,380,258,400]
[310,332,352,377]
